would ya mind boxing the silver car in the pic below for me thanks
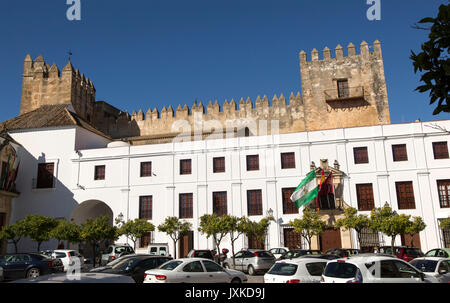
[223,249,275,276]
[101,244,134,266]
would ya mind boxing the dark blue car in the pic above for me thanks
[0,253,63,281]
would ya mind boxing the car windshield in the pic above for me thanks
[115,246,131,254]
[406,249,423,256]
[111,258,141,271]
[107,255,133,266]
[410,260,438,272]
[286,251,305,258]
[255,251,273,258]
[194,251,212,258]
[324,262,358,279]
[268,263,298,276]
[159,261,183,271]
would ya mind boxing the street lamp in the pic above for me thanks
[267,208,274,218]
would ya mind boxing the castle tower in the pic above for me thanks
[299,40,391,131]
[20,55,96,122]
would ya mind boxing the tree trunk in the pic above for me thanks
[13,240,18,253]
[93,243,97,268]
[37,241,42,252]
[231,240,236,269]
[173,239,177,259]
[391,236,396,256]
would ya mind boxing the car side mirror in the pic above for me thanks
[438,269,447,275]
[419,272,425,281]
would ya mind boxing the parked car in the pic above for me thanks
[101,243,135,266]
[143,258,247,283]
[264,258,328,283]
[0,253,64,281]
[147,243,170,256]
[187,249,215,261]
[11,272,135,283]
[268,247,289,259]
[325,248,362,258]
[298,254,342,260]
[424,248,450,258]
[321,255,426,283]
[52,250,84,272]
[222,249,275,275]
[40,250,54,258]
[409,257,450,283]
[279,249,322,260]
[90,254,172,283]
[378,246,424,262]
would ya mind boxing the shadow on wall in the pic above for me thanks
[8,147,114,254]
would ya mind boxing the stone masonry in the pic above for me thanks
[18,41,391,144]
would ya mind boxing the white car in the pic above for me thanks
[321,255,427,283]
[11,272,135,283]
[264,257,328,283]
[144,258,248,283]
[268,247,289,260]
[52,250,84,272]
[409,257,450,283]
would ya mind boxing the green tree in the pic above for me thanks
[198,214,232,263]
[410,4,450,115]
[335,207,370,249]
[242,216,274,250]
[117,218,155,250]
[22,214,59,252]
[225,216,247,269]
[370,205,411,255]
[80,216,118,268]
[158,217,192,259]
[440,217,450,230]
[405,216,426,248]
[50,219,83,249]
[289,207,327,250]
[0,220,27,253]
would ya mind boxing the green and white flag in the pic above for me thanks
[290,171,319,209]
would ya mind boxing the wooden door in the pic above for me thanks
[179,231,194,258]
[283,228,302,249]
[320,228,342,253]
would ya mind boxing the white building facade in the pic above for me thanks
[7,117,450,255]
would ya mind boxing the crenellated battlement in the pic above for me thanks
[18,39,391,143]
[299,40,382,63]
[97,92,305,139]
[20,55,96,122]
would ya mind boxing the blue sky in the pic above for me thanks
[0,0,448,123]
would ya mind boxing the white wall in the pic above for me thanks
[8,120,450,254]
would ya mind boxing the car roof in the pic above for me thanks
[174,258,216,262]
[277,258,328,265]
[410,257,449,261]
[328,255,403,264]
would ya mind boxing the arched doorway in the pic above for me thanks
[69,200,114,261]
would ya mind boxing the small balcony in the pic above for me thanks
[324,86,365,103]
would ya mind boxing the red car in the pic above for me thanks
[378,246,424,262]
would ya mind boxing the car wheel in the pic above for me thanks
[27,268,40,278]
[248,265,256,276]
[231,278,242,283]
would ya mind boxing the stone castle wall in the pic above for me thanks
[20,55,96,122]
[19,40,391,143]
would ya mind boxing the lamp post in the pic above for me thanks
[266,208,274,249]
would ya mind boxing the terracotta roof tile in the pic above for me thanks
[0,105,111,140]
